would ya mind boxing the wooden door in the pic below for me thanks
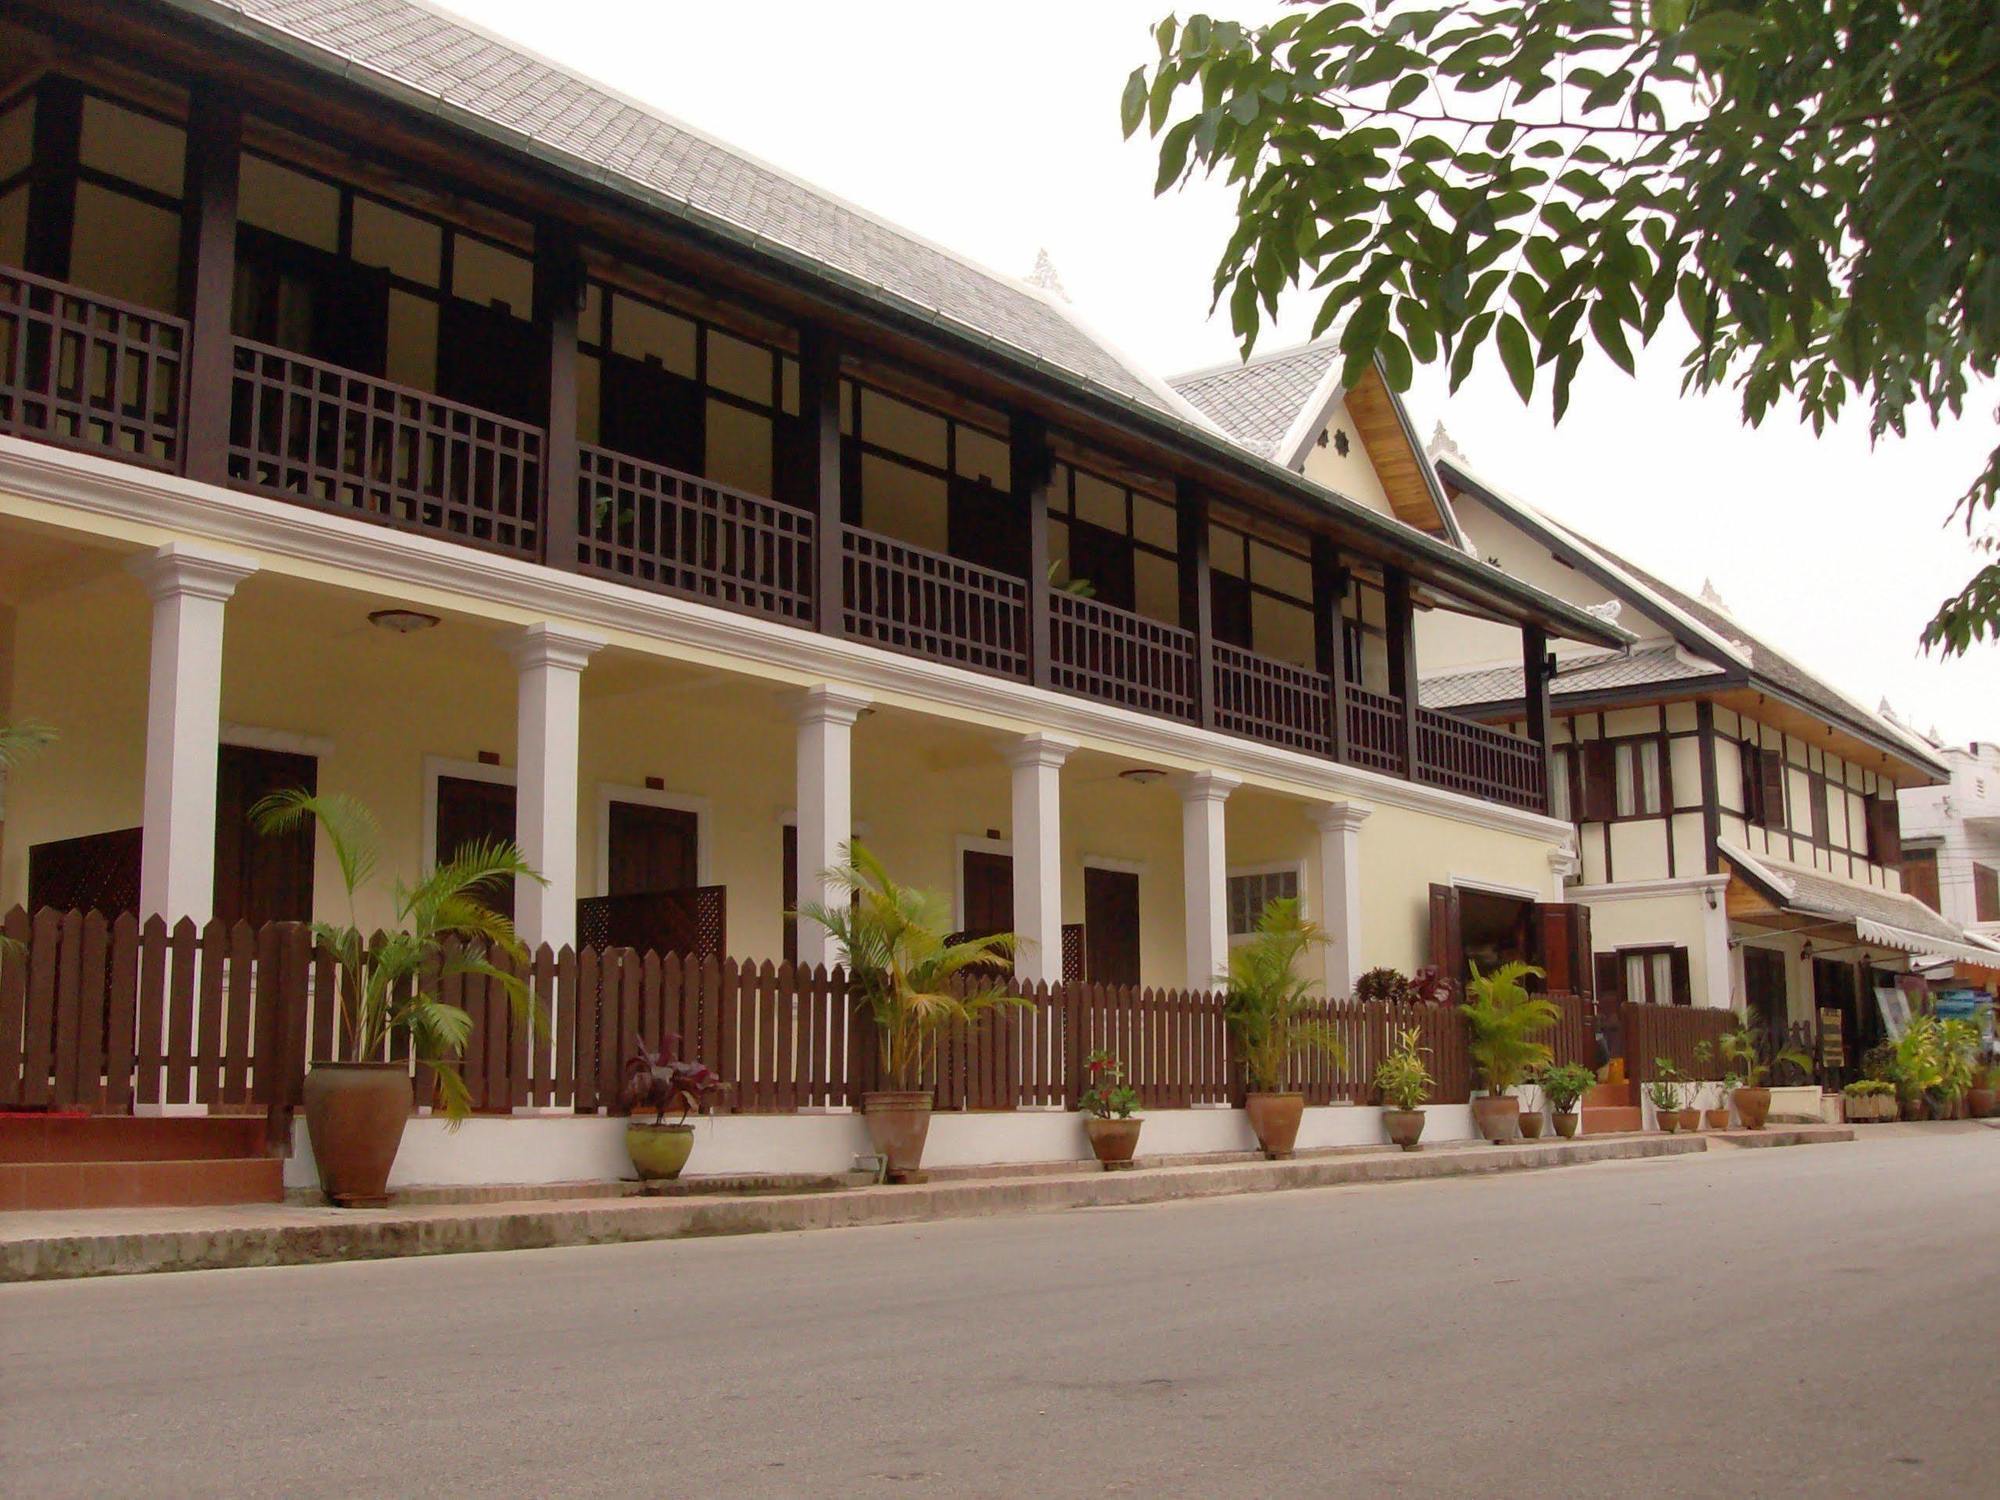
[606,802,698,897]
[1743,946,1789,1051]
[435,775,518,920]
[213,744,317,927]
[1083,867,1141,987]
[961,850,1013,940]
[947,478,1029,581]
[436,296,545,424]
[1531,902,1593,997]
[598,350,704,472]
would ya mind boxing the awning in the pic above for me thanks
[1719,839,2000,969]
[1853,918,2000,969]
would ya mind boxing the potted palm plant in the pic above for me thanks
[798,842,1022,1182]
[1718,1019,1815,1130]
[251,790,544,1206]
[1646,1063,1683,1132]
[1374,1026,1433,1151]
[1223,898,1343,1158]
[1460,961,1556,1143]
[1536,1062,1595,1138]
[1078,1049,1143,1166]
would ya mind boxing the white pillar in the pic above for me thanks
[1006,734,1075,985]
[1698,875,1733,1008]
[795,685,871,970]
[128,544,258,925]
[1310,802,1371,993]
[510,624,604,950]
[1180,771,1239,989]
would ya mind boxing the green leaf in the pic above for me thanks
[1496,314,1534,401]
[1120,67,1148,138]
[1385,74,1428,111]
[1588,298,1635,374]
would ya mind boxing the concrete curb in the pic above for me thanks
[0,1133,1745,1283]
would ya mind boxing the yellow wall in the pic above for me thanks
[1585,890,1718,1005]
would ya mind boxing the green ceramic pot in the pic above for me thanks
[625,1122,695,1181]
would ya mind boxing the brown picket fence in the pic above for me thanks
[0,909,1590,1121]
[1621,1002,1736,1082]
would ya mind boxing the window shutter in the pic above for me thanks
[1866,795,1902,864]
[1901,851,1940,912]
[1739,745,1763,823]
[1976,863,2000,923]
[1809,779,1830,844]
[1533,902,1591,995]
[1428,883,1463,986]
[1581,741,1616,821]
[1756,751,1786,831]
[1669,948,1692,1006]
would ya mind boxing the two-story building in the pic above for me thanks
[0,0,1621,1010]
[1898,737,2000,997]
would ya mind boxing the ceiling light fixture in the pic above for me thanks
[1119,767,1167,786]
[367,607,441,634]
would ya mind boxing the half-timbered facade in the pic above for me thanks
[0,0,1622,1006]
[1418,461,1998,1075]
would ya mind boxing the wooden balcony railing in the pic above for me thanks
[1412,705,1547,811]
[0,265,186,470]
[1050,592,1199,722]
[840,525,1029,679]
[0,262,1553,816]
[575,444,814,625]
[1213,642,1333,756]
[227,338,543,562]
[1344,684,1408,776]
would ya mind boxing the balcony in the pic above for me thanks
[0,264,1549,815]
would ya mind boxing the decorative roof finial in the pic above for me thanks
[1427,420,1465,464]
[1698,577,1730,613]
[1026,249,1068,301]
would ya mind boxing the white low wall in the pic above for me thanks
[284,1102,1483,1191]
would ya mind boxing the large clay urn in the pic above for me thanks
[863,1090,934,1182]
[1382,1108,1426,1152]
[1469,1093,1520,1144]
[1084,1116,1144,1167]
[302,1061,410,1207]
[1734,1086,1773,1131]
[1244,1091,1305,1159]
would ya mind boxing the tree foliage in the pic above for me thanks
[1125,1,2000,652]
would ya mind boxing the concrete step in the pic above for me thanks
[1581,1081,1634,1110]
[0,1155,284,1211]
[0,1114,271,1164]
[1581,1106,1643,1134]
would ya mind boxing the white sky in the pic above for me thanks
[449,0,2000,746]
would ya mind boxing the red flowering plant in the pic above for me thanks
[1079,1048,1140,1120]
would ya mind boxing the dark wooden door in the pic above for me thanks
[598,350,704,472]
[213,744,317,927]
[435,775,518,920]
[961,850,1013,940]
[1083,867,1141,987]
[1065,518,1136,613]
[1743,946,1789,1051]
[606,802,698,896]
[1531,902,1593,997]
[948,478,1029,581]
[436,297,545,424]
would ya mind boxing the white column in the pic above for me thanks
[1180,771,1239,989]
[1698,875,1734,1009]
[128,544,258,924]
[1310,802,1371,993]
[1006,734,1076,985]
[509,624,604,950]
[795,685,871,970]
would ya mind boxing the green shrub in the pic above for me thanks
[1374,1027,1434,1110]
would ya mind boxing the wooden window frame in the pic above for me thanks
[1226,863,1302,939]
[1615,943,1692,1006]
[1975,862,2000,924]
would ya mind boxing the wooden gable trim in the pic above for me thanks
[1344,364,1456,538]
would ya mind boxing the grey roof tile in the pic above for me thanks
[1419,643,1723,710]
[202,0,1186,417]
[1722,843,1997,953]
[1168,340,1340,457]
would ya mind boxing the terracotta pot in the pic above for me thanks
[1382,1107,1426,1152]
[1899,1095,1925,1122]
[863,1090,933,1181]
[1656,1107,1680,1133]
[1967,1088,1996,1120]
[1677,1107,1701,1133]
[1084,1115,1143,1166]
[1469,1094,1520,1144]
[1735,1086,1773,1130]
[1519,1110,1546,1139]
[1551,1110,1580,1139]
[1704,1108,1730,1131]
[302,1061,410,1207]
[625,1121,694,1181]
[1244,1091,1305,1159]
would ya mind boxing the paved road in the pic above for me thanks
[4,1126,1994,1498]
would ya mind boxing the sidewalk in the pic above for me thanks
[0,1126,1850,1282]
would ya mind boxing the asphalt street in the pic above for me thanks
[3,1124,1994,1498]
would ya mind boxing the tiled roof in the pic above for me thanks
[198,0,1196,422]
[1419,644,1723,710]
[1168,340,1341,457]
[1720,841,2000,960]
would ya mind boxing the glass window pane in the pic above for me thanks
[1651,952,1673,1004]
[1625,954,1647,1003]
[1614,744,1637,818]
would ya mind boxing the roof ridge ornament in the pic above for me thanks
[1026,249,1069,302]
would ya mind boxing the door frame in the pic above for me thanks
[954,834,1010,933]
[422,755,515,876]
[595,784,712,894]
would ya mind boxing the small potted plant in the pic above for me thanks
[1670,1055,1702,1133]
[622,1033,725,1181]
[1841,1078,1897,1123]
[1223,898,1344,1158]
[1691,1040,1727,1129]
[1079,1049,1143,1166]
[251,790,544,1207]
[1537,1062,1595,1138]
[1647,1066,1683,1132]
[1375,1027,1433,1151]
[1460,961,1556,1142]
[799,842,1025,1182]
[1719,1020,1815,1130]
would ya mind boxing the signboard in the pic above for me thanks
[1818,1007,1844,1070]
[1873,986,1913,1041]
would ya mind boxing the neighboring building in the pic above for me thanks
[1417,461,1999,1071]
[0,1,1623,1003]
[1899,739,2000,947]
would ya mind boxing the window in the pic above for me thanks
[1613,739,1665,817]
[1977,863,2000,923]
[1902,849,1940,912]
[1741,743,1788,830]
[1864,793,1901,865]
[1227,867,1300,937]
[1614,944,1691,1005]
[1549,746,1573,823]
